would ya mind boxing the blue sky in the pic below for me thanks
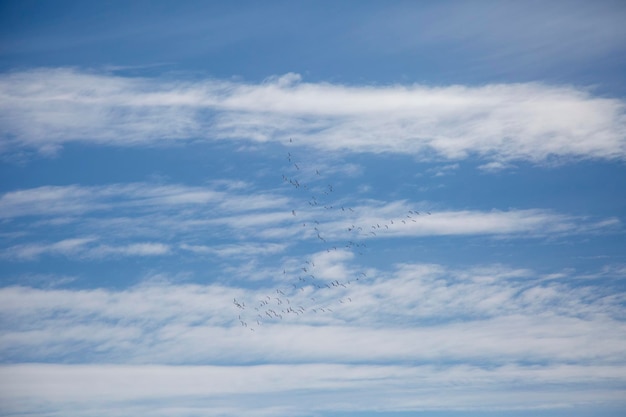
[1,1,626,416]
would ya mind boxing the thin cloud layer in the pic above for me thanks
[1,68,625,162]
[2,362,625,417]
[1,263,625,416]
[2,264,624,364]
[0,183,619,261]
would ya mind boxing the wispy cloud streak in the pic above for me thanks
[1,262,625,415]
[1,362,625,417]
[1,183,619,261]
[2,68,625,162]
[1,264,624,364]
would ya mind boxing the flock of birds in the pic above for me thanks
[233,138,432,331]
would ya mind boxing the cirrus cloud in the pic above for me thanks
[1,68,625,164]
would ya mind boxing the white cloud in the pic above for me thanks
[89,242,171,257]
[322,204,620,240]
[478,161,516,172]
[1,362,625,417]
[1,263,624,364]
[1,262,625,414]
[0,182,295,260]
[1,237,97,260]
[2,68,625,164]
[0,183,237,219]
[180,242,287,258]
[1,182,620,262]
[1,238,171,260]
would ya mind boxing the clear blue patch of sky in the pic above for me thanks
[1,0,625,93]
